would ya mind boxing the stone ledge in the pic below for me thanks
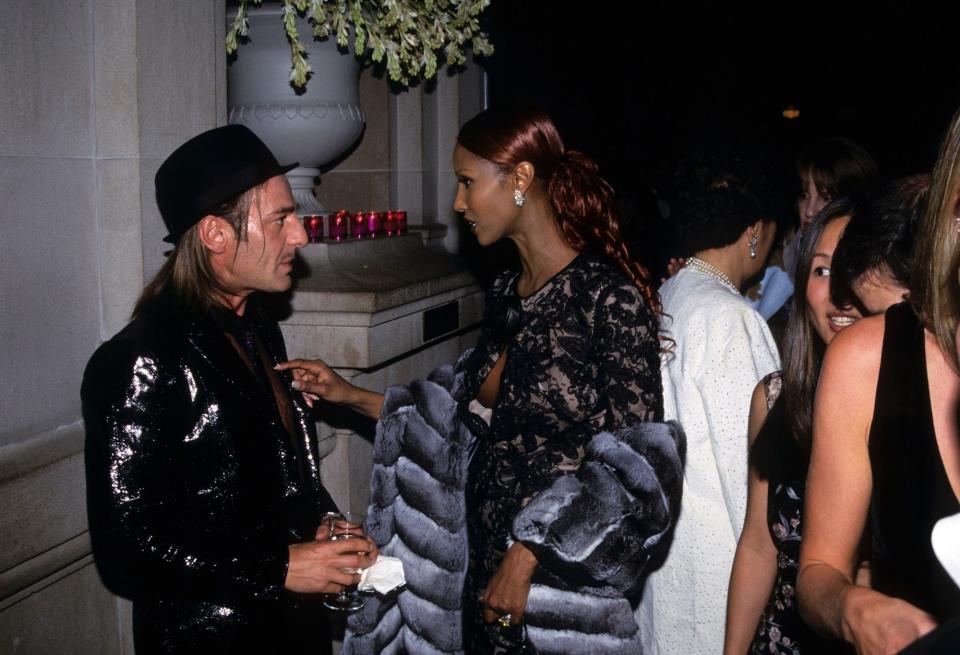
[0,534,92,609]
[0,422,84,485]
[290,232,478,314]
[284,283,481,328]
[282,231,483,369]
[282,288,483,369]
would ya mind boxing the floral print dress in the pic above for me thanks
[749,373,844,655]
[455,253,663,653]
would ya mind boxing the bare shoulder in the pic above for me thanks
[821,313,885,378]
[815,314,886,446]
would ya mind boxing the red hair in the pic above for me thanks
[457,108,660,314]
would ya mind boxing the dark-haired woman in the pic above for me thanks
[747,138,878,331]
[280,108,679,654]
[451,108,668,652]
[724,202,860,655]
[795,138,878,231]
[638,155,781,654]
[783,137,878,280]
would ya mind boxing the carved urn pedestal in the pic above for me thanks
[227,4,365,215]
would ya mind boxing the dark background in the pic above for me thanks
[469,0,960,278]
[482,0,959,184]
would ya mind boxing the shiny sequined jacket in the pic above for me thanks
[82,292,336,653]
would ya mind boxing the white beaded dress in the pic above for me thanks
[637,267,780,655]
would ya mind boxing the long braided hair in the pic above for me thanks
[456,108,660,315]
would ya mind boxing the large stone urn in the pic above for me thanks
[227,4,365,214]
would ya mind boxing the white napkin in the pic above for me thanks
[932,511,960,587]
[358,555,405,595]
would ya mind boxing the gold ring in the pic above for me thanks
[498,613,511,628]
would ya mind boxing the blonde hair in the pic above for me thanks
[911,106,960,373]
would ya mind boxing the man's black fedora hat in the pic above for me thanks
[155,124,298,244]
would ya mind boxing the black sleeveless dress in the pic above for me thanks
[869,302,960,621]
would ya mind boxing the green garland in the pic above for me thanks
[226,0,494,88]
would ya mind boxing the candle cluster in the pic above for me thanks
[303,210,408,242]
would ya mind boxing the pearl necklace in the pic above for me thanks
[685,256,740,294]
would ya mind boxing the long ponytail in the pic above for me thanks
[549,151,660,314]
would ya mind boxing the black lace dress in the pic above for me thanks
[455,253,663,652]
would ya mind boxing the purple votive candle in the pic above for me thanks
[351,212,367,239]
[366,211,383,237]
[327,211,348,241]
[304,215,323,242]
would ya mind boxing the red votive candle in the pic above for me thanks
[384,210,397,236]
[396,210,408,234]
[351,212,367,239]
[327,211,348,241]
[366,211,383,237]
[304,215,323,242]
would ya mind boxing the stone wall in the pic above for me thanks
[320,63,487,252]
[0,2,226,652]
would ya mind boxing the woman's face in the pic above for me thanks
[806,215,861,344]
[797,173,832,229]
[452,144,518,247]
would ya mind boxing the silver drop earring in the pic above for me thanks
[513,187,525,208]
[748,233,759,259]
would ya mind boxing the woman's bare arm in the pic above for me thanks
[277,358,384,419]
[798,317,936,653]
[724,381,778,655]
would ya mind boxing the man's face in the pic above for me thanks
[220,175,306,305]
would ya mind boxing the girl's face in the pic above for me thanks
[797,173,832,230]
[452,144,519,247]
[806,215,862,345]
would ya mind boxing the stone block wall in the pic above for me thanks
[315,69,393,213]
[319,63,488,252]
[0,2,226,652]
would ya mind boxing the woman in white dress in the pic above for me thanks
[638,153,781,655]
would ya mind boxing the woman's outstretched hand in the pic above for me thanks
[276,358,353,406]
[276,358,384,419]
[482,542,538,626]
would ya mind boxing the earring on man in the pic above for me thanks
[748,232,759,259]
[513,187,525,208]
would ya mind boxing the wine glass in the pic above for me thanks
[322,511,367,611]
